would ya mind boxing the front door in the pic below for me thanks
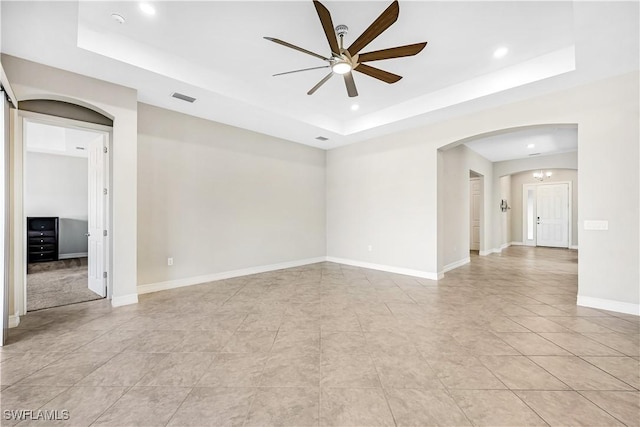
[536,183,569,248]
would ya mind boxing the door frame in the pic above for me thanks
[14,110,112,315]
[522,181,572,248]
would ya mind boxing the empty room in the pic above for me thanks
[0,1,638,426]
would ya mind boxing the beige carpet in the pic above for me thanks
[27,257,103,311]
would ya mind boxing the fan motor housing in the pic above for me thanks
[335,25,349,37]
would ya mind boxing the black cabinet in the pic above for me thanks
[27,217,59,263]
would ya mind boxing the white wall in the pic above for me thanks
[510,169,578,247]
[439,145,493,270]
[25,151,88,256]
[2,54,138,310]
[500,175,511,245]
[327,139,438,277]
[327,71,639,312]
[137,103,326,286]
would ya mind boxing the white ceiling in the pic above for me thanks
[2,1,638,149]
[463,126,578,162]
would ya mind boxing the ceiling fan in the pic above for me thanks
[264,0,427,98]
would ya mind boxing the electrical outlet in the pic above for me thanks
[367,245,373,252]
[167,257,174,266]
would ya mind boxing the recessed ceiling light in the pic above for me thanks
[351,104,359,111]
[493,46,508,59]
[139,3,156,15]
[527,143,535,149]
[111,13,125,24]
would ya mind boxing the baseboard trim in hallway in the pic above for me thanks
[577,295,640,316]
[442,257,471,273]
[8,314,20,328]
[137,257,327,295]
[326,256,440,280]
[111,294,139,307]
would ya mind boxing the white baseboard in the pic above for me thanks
[8,314,20,328]
[111,293,139,307]
[137,257,327,295]
[326,256,440,280]
[577,295,639,316]
[442,257,470,273]
[480,245,511,256]
[58,253,88,260]
[479,249,493,256]
[510,241,525,246]
[569,245,578,250]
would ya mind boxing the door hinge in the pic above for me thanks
[103,230,108,237]
[103,146,108,154]
[103,271,107,279]
[103,188,108,195]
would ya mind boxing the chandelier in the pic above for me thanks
[533,170,553,181]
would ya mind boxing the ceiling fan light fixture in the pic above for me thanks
[265,0,427,97]
[332,61,352,75]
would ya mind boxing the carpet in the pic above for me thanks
[27,257,103,311]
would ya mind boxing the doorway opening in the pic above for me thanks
[469,171,483,254]
[21,114,110,311]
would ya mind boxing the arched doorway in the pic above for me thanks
[12,100,113,315]
[438,124,578,273]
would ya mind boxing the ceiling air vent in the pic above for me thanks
[315,136,329,141]
[171,92,197,103]
[529,153,541,156]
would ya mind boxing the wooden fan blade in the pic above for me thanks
[358,42,428,63]
[273,66,330,76]
[354,63,402,83]
[343,72,358,98]
[264,37,330,61]
[347,1,399,55]
[313,1,340,55]
[308,72,334,95]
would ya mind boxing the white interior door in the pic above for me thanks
[536,183,569,248]
[470,178,481,251]
[87,134,105,297]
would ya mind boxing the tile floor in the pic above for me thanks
[1,247,638,426]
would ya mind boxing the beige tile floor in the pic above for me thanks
[1,247,639,426]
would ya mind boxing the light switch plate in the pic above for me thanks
[584,220,608,230]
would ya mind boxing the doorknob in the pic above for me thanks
[85,232,90,237]
[536,216,541,225]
